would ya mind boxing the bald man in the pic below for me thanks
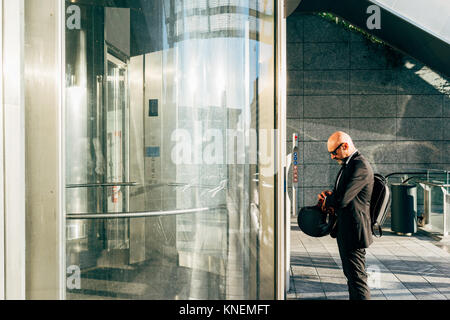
[318,131,374,300]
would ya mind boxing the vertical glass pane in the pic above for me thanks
[64,0,275,299]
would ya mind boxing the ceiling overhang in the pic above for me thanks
[285,0,450,78]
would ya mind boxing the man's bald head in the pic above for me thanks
[327,131,355,150]
[327,131,356,163]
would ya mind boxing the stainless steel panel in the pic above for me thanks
[129,54,146,264]
[65,29,90,256]
[24,0,63,299]
[65,4,102,272]
[143,50,178,264]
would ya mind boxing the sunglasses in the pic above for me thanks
[329,143,344,156]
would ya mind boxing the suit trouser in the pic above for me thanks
[337,245,371,300]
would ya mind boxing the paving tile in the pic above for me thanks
[365,264,399,283]
[320,276,349,300]
[370,289,387,300]
[297,292,328,300]
[422,276,450,299]
[414,240,450,259]
[291,265,318,277]
[397,277,447,299]
[394,273,429,284]
[316,267,346,279]
[409,287,447,300]
[286,292,297,300]
[292,276,326,299]
[380,287,417,300]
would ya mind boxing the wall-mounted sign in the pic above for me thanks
[145,146,160,157]
[149,99,158,117]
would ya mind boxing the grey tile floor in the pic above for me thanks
[288,217,450,300]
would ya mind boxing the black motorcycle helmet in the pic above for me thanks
[297,205,336,237]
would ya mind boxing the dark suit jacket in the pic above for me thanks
[325,151,374,250]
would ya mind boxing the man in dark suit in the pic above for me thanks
[318,131,374,300]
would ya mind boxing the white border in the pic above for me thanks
[3,0,26,299]
[59,0,66,300]
[0,0,5,300]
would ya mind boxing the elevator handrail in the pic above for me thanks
[66,182,138,188]
[65,205,227,219]
[66,181,222,189]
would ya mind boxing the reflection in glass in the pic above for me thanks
[65,0,275,299]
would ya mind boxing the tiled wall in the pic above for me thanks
[286,13,450,210]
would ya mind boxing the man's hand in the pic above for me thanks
[318,190,332,211]
[317,190,332,202]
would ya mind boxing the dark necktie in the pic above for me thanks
[334,162,347,191]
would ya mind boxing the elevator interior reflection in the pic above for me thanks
[64,0,265,299]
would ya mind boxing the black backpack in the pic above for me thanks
[370,173,391,237]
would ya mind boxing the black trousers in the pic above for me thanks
[337,245,371,300]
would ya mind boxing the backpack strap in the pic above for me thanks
[372,223,383,238]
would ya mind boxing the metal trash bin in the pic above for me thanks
[390,184,417,235]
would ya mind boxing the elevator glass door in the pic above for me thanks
[105,51,129,251]
[64,0,276,300]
